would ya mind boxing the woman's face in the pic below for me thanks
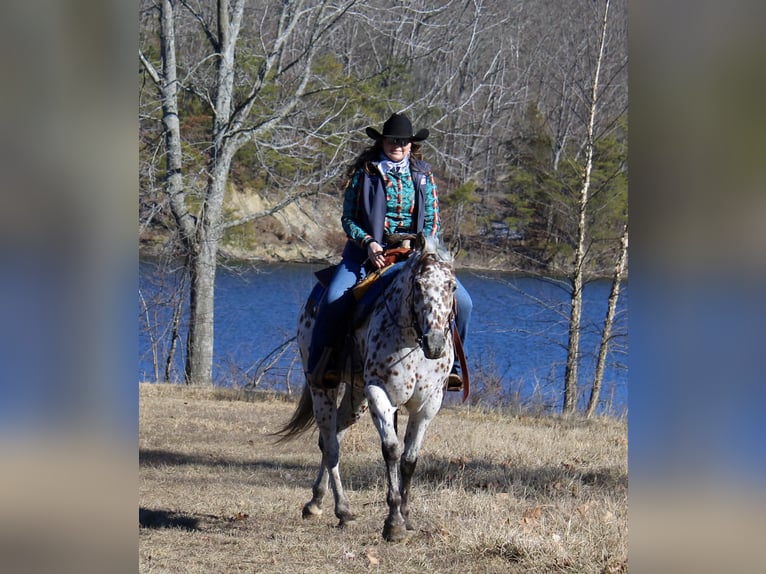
[382,137,411,162]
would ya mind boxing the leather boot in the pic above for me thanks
[309,346,340,389]
[446,365,463,392]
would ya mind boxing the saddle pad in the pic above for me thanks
[352,264,389,301]
[313,264,337,288]
[352,261,407,326]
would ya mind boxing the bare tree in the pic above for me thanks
[587,221,628,417]
[562,0,619,414]
[139,0,360,385]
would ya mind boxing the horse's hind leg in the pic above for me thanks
[310,387,356,527]
[322,432,356,527]
[304,383,366,524]
[302,434,329,519]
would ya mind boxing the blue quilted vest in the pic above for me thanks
[341,158,432,264]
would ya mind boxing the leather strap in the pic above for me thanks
[382,246,412,267]
[452,300,470,402]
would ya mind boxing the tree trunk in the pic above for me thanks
[586,222,628,417]
[562,0,611,415]
[184,152,233,385]
[185,238,216,385]
[563,275,583,414]
[156,0,196,243]
[182,0,242,386]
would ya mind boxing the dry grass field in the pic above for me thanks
[139,383,627,573]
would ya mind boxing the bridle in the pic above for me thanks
[383,251,454,346]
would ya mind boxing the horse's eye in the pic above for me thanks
[450,281,457,292]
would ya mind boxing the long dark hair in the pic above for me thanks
[341,141,425,189]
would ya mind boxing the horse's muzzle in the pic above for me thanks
[421,330,446,359]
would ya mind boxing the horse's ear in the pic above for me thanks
[448,236,461,258]
[415,231,426,251]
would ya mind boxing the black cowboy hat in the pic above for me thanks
[365,113,429,142]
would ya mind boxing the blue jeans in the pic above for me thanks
[307,256,473,373]
[307,255,364,372]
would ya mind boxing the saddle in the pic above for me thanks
[311,245,413,326]
[351,233,417,300]
[351,246,413,301]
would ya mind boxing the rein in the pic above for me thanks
[382,255,419,337]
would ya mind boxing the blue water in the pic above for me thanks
[139,261,627,415]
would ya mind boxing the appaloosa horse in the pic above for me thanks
[276,233,457,541]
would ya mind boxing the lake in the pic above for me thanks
[139,261,627,415]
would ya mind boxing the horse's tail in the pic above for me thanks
[272,383,315,443]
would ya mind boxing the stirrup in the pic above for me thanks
[309,347,340,389]
[446,372,463,392]
[320,369,340,388]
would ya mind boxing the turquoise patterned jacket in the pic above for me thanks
[340,157,440,253]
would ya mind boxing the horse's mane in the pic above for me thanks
[418,235,453,265]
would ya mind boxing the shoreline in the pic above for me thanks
[139,244,627,280]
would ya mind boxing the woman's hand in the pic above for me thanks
[367,241,385,269]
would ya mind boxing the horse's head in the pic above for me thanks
[410,235,456,360]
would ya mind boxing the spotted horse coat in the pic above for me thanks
[275,233,457,542]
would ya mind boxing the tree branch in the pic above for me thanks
[179,0,220,52]
[139,49,162,86]
[221,188,320,230]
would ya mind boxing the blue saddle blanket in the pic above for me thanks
[306,261,407,327]
[352,261,407,325]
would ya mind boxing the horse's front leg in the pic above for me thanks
[400,392,441,531]
[366,382,407,542]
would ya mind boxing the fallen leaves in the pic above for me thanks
[576,503,590,516]
[365,547,379,567]
[337,546,381,568]
[520,504,545,527]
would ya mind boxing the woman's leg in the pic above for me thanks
[447,278,473,390]
[454,278,472,345]
[307,257,363,374]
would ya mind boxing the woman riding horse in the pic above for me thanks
[307,112,473,389]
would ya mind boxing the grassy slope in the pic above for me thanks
[139,384,627,573]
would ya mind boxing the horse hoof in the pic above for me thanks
[336,512,356,528]
[302,503,323,519]
[382,522,408,542]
